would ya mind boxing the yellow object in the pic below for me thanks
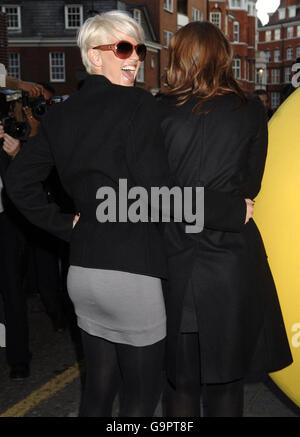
[254,87,300,408]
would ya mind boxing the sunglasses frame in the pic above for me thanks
[93,40,147,62]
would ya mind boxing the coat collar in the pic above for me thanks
[81,73,113,90]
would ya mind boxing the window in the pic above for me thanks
[133,9,142,25]
[1,5,21,30]
[163,0,174,13]
[274,28,281,41]
[287,27,293,39]
[271,92,280,109]
[288,6,296,18]
[297,26,300,38]
[50,52,65,82]
[285,67,291,83]
[210,12,221,29]
[286,47,293,60]
[232,59,241,79]
[151,56,155,69]
[163,30,173,48]
[191,8,203,22]
[274,49,280,63]
[231,0,241,7]
[278,8,286,20]
[8,52,20,78]
[265,51,271,63]
[136,61,144,83]
[297,47,300,58]
[65,4,83,29]
[265,30,271,42]
[271,69,280,84]
[233,21,240,42]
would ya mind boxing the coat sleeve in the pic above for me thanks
[239,99,268,199]
[5,120,74,242]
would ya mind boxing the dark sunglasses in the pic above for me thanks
[93,40,147,62]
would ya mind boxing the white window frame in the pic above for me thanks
[210,12,221,29]
[286,47,293,61]
[163,0,174,13]
[64,4,83,30]
[297,25,300,38]
[231,0,241,8]
[265,30,271,42]
[271,69,280,84]
[232,58,241,79]
[288,6,296,18]
[274,28,281,41]
[271,92,280,109]
[285,67,291,83]
[265,51,271,63]
[133,9,142,25]
[274,49,280,63]
[136,61,145,83]
[8,52,20,78]
[287,27,293,39]
[1,5,21,31]
[297,46,300,58]
[163,30,173,48]
[191,8,203,22]
[233,21,240,42]
[49,52,66,83]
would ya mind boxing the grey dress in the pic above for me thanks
[67,266,166,347]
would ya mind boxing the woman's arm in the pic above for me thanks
[239,98,268,200]
[5,120,74,242]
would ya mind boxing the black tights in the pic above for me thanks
[166,333,244,417]
[79,330,165,417]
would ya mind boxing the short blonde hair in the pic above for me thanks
[77,11,145,74]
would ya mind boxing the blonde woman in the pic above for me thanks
[6,11,168,417]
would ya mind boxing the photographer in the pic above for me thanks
[0,122,30,379]
[0,84,69,379]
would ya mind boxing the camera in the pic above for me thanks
[22,92,68,121]
[0,90,31,141]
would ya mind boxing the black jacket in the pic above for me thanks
[158,93,292,384]
[5,75,246,279]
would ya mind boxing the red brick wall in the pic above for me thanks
[0,13,8,67]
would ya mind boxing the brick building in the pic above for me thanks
[208,0,258,92]
[257,0,300,110]
[1,0,161,95]
[0,12,8,66]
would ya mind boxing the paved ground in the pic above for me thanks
[0,293,299,418]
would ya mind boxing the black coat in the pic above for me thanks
[158,93,293,385]
[5,75,246,280]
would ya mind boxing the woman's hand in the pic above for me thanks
[245,199,255,224]
[0,124,21,158]
[73,214,80,229]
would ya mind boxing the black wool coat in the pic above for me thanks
[5,75,246,281]
[158,93,293,385]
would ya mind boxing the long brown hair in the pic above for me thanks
[165,21,246,113]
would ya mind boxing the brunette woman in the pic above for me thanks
[158,21,293,417]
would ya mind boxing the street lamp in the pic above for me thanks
[258,68,264,89]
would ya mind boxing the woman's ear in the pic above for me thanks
[87,48,103,71]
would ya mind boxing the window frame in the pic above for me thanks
[1,5,21,31]
[232,58,241,80]
[233,21,240,42]
[210,12,222,29]
[49,52,66,83]
[8,52,20,78]
[64,4,83,30]
[163,0,174,13]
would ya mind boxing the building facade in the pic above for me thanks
[208,0,258,92]
[258,0,300,109]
